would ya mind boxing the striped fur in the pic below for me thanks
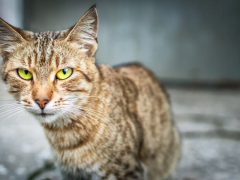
[0,6,180,180]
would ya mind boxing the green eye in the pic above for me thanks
[17,69,33,80]
[56,68,73,80]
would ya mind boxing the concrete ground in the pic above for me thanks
[0,83,239,180]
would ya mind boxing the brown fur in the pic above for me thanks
[0,6,180,180]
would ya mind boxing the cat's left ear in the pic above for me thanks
[0,18,31,60]
[64,6,98,57]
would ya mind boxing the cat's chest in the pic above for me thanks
[52,147,109,178]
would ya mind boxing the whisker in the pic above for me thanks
[0,103,19,108]
[9,111,26,126]
[67,96,107,104]
[62,108,97,129]
[63,110,99,132]
[64,108,93,126]
[0,105,20,111]
[0,100,17,101]
[0,109,25,126]
[0,105,21,111]
[16,111,26,122]
[67,106,117,131]
[0,107,23,117]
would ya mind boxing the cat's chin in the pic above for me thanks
[33,113,59,124]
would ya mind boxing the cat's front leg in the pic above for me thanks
[61,169,144,180]
[61,169,93,180]
[104,163,145,180]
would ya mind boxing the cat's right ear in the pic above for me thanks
[62,6,98,57]
[0,18,30,61]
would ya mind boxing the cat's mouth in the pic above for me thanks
[35,112,54,118]
[40,113,50,117]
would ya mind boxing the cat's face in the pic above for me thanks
[0,7,99,124]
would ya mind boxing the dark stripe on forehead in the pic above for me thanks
[28,56,32,66]
[48,50,55,66]
[33,50,38,66]
[34,31,63,40]
[35,36,54,66]
[55,56,60,68]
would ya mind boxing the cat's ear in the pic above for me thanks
[0,18,31,60]
[64,6,98,57]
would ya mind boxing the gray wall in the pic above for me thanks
[12,0,240,82]
[0,0,23,27]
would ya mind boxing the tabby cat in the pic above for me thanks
[0,6,180,180]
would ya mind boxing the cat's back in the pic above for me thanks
[116,63,180,178]
[114,62,172,142]
[114,62,163,91]
[98,63,180,179]
[98,63,171,130]
[113,62,169,106]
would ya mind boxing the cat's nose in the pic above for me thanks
[35,99,49,109]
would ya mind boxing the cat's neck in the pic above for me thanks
[42,113,103,148]
[42,98,114,169]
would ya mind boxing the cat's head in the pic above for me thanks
[0,7,99,124]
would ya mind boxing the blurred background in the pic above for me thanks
[0,0,240,180]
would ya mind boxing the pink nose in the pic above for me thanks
[35,99,49,109]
